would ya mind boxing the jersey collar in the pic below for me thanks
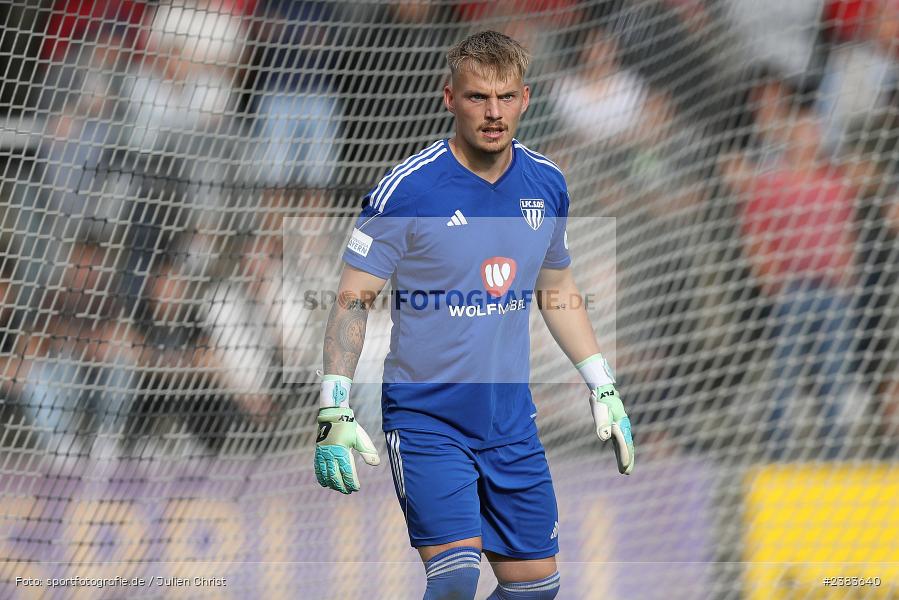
[443,138,518,190]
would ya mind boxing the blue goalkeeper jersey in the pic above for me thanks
[343,138,571,449]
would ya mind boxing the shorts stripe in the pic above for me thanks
[386,431,398,495]
[387,431,406,499]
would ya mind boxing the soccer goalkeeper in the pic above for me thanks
[315,30,634,600]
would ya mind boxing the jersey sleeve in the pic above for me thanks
[542,184,571,269]
[342,189,417,279]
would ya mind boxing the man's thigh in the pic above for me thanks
[477,433,559,564]
[384,429,482,549]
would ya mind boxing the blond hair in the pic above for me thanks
[446,30,530,82]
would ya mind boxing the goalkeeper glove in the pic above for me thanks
[314,375,380,494]
[591,384,634,475]
[576,354,635,475]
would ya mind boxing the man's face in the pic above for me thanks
[444,65,530,156]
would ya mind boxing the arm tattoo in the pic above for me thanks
[323,294,369,378]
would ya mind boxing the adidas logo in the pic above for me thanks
[446,209,468,227]
[550,520,559,540]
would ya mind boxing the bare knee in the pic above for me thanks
[484,551,557,584]
[418,536,482,563]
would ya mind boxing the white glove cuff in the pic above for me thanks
[320,374,352,409]
[576,353,615,390]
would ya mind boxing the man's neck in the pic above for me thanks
[449,137,513,184]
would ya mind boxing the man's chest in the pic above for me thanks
[401,185,559,286]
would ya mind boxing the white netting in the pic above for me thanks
[1,1,898,598]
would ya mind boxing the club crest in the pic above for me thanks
[520,199,545,230]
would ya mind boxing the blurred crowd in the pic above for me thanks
[0,0,897,462]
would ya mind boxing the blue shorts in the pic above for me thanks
[384,429,559,560]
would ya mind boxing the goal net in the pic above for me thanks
[1,1,897,598]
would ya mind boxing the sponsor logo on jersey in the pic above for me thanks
[520,198,545,230]
[392,288,533,316]
[347,227,373,257]
[481,257,517,298]
[447,298,527,317]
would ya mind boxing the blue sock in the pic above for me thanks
[487,572,561,599]
[422,546,481,600]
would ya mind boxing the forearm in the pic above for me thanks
[322,292,369,379]
[314,271,383,493]
[540,301,600,365]
[538,271,632,473]
[537,273,600,365]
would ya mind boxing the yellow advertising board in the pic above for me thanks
[744,464,899,600]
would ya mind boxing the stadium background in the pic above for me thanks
[0,0,897,598]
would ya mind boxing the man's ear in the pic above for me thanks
[444,82,455,114]
[521,83,531,114]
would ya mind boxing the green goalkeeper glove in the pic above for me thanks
[315,407,381,494]
[314,374,380,494]
[591,384,635,475]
